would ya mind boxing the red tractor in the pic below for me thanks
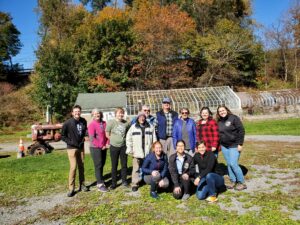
[27,123,63,155]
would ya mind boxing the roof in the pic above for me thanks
[75,92,127,112]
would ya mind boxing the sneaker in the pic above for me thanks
[97,184,109,193]
[206,195,218,203]
[80,184,89,192]
[235,182,247,191]
[150,191,159,199]
[110,183,117,190]
[182,194,190,201]
[226,181,236,189]
[67,190,75,197]
[132,186,138,192]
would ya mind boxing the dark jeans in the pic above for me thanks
[196,173,225,200]
[110,145,128,186]
[90,147,107,185]
[173,175,191,199]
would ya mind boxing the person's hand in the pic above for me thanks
[182,173,189,180]
[194,177,200,186]
[158,179,164,187]
[237,145,243,152]
[211,147,216,152]
[105,144,110,149]
[151,170,159,177]
[174,187,181,194]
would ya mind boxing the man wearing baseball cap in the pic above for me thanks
[156,97,178,157]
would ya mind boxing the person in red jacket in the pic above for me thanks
[196,107,219,157]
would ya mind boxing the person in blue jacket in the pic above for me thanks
[172,108,196,156]
[142,141,169,199]
[156,97,178,157]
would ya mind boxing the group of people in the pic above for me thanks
[61,97,246,203]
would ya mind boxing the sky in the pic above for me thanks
[0,0,293,69]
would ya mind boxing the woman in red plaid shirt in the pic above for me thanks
[196,107,220,157]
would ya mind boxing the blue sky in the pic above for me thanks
[0,0,293,69]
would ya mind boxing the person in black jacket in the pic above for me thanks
[192,141,225,203]
[216,105,246,191]
[61,105,89,197]
[169,140,193,200]
[142,141,169,199]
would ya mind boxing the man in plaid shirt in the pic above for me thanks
[156,97,178,158]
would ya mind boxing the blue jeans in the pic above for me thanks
[196,173,224,200]
[221,145,244,183]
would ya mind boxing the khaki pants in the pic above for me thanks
[160,137,175,158]
[67,148,85,191]
[131,157,144,187]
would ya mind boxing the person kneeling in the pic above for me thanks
[142,141,169,199]
[192,141,225,203]
[169,140,193,200]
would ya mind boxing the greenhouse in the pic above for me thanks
[76,86,241,117]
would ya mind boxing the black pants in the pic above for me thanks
[110,145,128,186]
[173,176,191,199]
[90,147,107,185]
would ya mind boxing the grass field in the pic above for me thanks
[0,141,299,224]
[243,118,300,135]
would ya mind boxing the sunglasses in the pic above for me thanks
[181,112,189,115]
[143,110,150,112]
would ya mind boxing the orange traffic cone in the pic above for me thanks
[17,138,25,158]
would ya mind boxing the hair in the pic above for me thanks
[72,105,81,111]
[142,105,150,110]
[91,108,103,121]
[180,107,190,114]
[115,107,125,115]
[151,141,163,152]
[176,140,185,147]
[196,141,206,149]
[216,105,233,121]
[200,106,213,117]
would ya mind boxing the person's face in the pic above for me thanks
[142,107,150,117]
[162,102,170,111]
[201,109,209,120]
[154,143,162,156]
[181,110,189,119]
[218,107,228,118]
[72,108,81,120]
[176,142,185,155]
[93,112,101,121]
[138,115,146,124]
[197,143,206,155]
[115,110,124,120]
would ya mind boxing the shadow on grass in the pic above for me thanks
[0,154,11,159]
[217,163,249,176]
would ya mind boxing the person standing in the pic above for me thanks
[156,97,178,157]
[130,105,156,126]
[172,108,196,156]
[192,141,225,203]
[169,140,193,200]
[142,141,169,199]
[196,107,219,157]
[216,105,246,191]
[88,108,109,192]
[61,105,89,197]
[126,113,157,192]
[106,107,130,189]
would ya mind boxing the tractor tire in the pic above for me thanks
[29,144,49,156]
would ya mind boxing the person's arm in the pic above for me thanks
[234,116,245,150]
[168,156,180,187]
[210,119,219,151]
[125,126,134,155]
[160,155,168,178]
[141,155,153,175]
[192,120,197,151]
[61,121,70,144]
[172,120,178,149]
[87,122,95,146]
[105,120,112,140]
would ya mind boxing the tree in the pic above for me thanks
[0,12,22,80]
[80,0,112,12]
[186,19,263,87]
